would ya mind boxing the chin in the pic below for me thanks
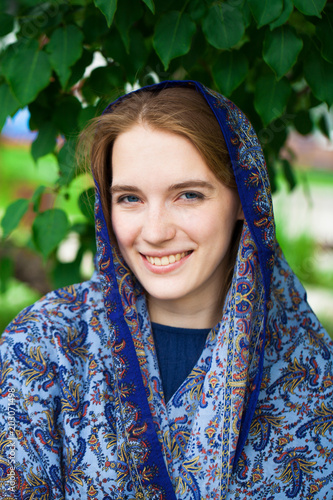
[143,283,188,302]
[146,290,184,302]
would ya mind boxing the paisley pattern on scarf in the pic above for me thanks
[0,81,332,499]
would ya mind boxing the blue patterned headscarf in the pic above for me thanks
[0,81,332,499]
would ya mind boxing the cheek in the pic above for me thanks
[111,211,138,251]
[111,212,129,247]
[197,207,238,247]
[179,208,215,233]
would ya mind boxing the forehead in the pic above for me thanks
[111,124,216,185]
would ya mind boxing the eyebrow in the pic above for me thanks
[167,180,215,192]
[110,180,215,195]
[110,184,140,195]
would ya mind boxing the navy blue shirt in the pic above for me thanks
[151,323,210,403]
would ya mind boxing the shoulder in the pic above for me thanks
[9,273,102,319]
[267,250,333,368]
[2,274,103,335]
[0,274,113,427]
[233,325,333,497]
[240,303,333,497]
[0,275,111,497]
[0,274,110,377]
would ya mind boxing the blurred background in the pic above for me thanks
[0,110,95,331]
[273,131,333,337]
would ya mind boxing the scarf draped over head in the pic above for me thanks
[1,80,332,500]
[95,81,333,499]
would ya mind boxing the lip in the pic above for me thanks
[140,250,193,258]
[140,251,193,274]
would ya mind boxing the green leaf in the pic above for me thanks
[29,102,51,131]
[82,10,109,43]
[189,0,207,21]
[0,41,16,76]
[263,26,303,80]
[28,80,61,130]
[32,185,46,212]
[71,223,96,254]
[2,40,52,106]
[293,0,325,17]
[102,27,148,82]
[0,13,14,36]
[115,0,143,52]
[142,0,155,14]
[304,48,333,106]
[102,27,148,80]
[202,3,245,50]
[125,29,149,81]
[247,0,283,27]
[47,25,84,88]
[315,12,333,63]
[67,49,94,89]
[78,106,96,130]
[103,28,148,84]
[57,139,77,186]
[52,259,82,289]
[1,199,30,238]
[17,2,69,37]
[33,209,69,258]
[281,159,296,190]
[0,256,13,294]
[0,83,20,131]
[261,117,288,151]
[78,188,95,223]
[318,114,330,139]
[181,29,207,73]
[31,122,58,162]
[94,0,117,26]
[153,11,196,69]
[212,51,248,96]
[294,110,313,135]
[53,95,81,137]
[270,0,293,29]
[86,66,123,97]
[103,29,127,62]
[71,223,90,236]
[254,73,291,125]
[242,2,252,28]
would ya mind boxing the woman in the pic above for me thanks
[0,80,332,499]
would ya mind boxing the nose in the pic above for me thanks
[140,205,176,245]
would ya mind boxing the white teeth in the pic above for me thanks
[145,251,190,266]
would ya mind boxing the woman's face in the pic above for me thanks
[111,124,243,317]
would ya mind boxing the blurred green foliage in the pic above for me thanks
[0,0,333,315]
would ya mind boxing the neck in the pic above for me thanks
[147,293,223,329]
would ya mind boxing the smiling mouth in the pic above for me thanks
[144,251,192,266]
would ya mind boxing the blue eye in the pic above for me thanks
[119,195,140,203]
[180,192,203,200]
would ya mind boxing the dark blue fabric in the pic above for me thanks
[151,323,210,403]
